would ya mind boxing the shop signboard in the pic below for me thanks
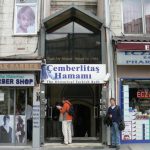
[0,74,34,86]
[40,64,106,84]
[117,51,150,65]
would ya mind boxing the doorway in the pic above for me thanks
[45,84,101,141]
[73,104,91,137]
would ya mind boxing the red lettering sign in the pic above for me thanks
[137,91,150,98]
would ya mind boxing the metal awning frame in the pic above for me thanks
[43,5,103,33]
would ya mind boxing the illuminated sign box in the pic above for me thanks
[41,64,106,84]
[137,90,150,98]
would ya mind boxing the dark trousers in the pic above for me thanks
[27,119,32,140]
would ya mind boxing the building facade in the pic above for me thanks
[39,0,109,146]
[1,0,150,148]
[0,0,41,147]
[110,0,150,144]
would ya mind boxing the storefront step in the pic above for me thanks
[46,137,100,143]
[43,143,104,149]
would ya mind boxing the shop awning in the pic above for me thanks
[113,36,150,51]
[0,60,42,71]
[43,5,103,33]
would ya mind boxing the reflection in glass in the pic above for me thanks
[0,88,14,115]
[46,33,100,64]
[123,0,143,34]
[16,89,26,115]
[144,0,150,33]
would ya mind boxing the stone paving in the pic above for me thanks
[0,143,149,150]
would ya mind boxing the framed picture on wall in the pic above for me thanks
[14,0,37,35]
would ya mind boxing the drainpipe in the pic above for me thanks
[97,0,107,145]
[104,0,115,146]
[39,0,51,146]
[39,0,46,147]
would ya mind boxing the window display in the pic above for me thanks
[121,79,150,143]
[0,87,33,145]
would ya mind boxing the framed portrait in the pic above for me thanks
[14,0,37,35]
[0,115,14,143]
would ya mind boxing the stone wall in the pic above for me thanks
[0,0,40,57]
[109,0,122,36]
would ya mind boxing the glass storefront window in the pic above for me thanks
[0,87,32,144]
[0,88,14,115]
[121,79,150,142]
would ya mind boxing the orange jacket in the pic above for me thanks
[60,100,72,121]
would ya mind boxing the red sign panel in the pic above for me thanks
[116,43,150,51]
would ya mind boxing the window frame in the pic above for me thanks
[122,0,150,35]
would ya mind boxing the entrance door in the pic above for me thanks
[45,84,102,141]
[73,104,91,137]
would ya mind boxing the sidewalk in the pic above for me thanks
[0,143,149,150]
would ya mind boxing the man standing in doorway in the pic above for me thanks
[57,98,73,145]
[107,98,122,150]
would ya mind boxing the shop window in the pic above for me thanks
[123,0,150,34]
[0,87,33,144]
[121,79,150,142]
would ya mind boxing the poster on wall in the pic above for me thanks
[0,115,14,143]
[15,115,26,143]
[14,0,37,35]
[121,80,150,143]
[122,121,132,140]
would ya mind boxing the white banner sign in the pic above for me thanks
[41,64,106,84]
[117,51,150,65]
[0,74,34,86]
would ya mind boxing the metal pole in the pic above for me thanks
[104,0,115,146]
[32,85,41,148]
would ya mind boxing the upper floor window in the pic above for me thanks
[45,22,101,64]
[123,0,150,34]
